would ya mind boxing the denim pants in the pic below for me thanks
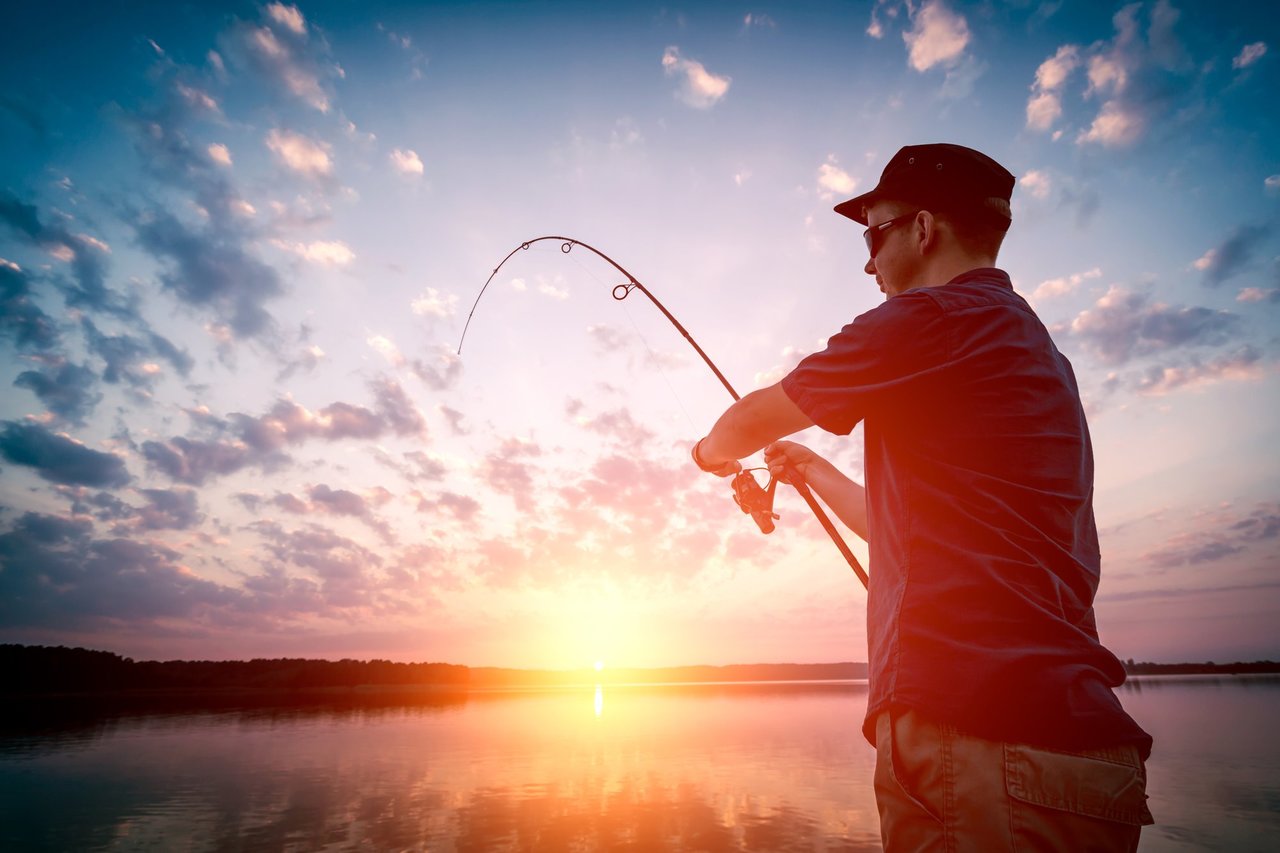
[873,708,1153,852]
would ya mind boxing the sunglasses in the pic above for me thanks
[863,211,919,257]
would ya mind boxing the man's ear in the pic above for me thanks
[916,210,939,254]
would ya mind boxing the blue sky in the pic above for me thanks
[1,0,1277,667]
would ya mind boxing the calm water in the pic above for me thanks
[1,677,1277,852]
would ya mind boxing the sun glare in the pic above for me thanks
[594,660,604,673]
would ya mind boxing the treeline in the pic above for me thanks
[1,645,468,695]
[1121,659,1280,676]
[5,645,1277,696]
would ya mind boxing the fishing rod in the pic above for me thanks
[458,236,868,589]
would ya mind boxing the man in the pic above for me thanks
[691,143,1153,851]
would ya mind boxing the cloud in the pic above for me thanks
[1142,501,1279,569]
[220,9,335,113]
[133,206,284,339]
[661,47,731,109]
[390,148,424,176]
[411,287,457,319]
[1074,1,1197,148]
[0,513,240,630]
[1077,100,1144,147]
[274,238,355,265]
[866,0,899,39]
[265,129,333,178]
[1025,2,1207,148]
[369,376,427,438]
[440,405,467,435]
[142,434,272,486]
[478,437,542,512]
[1066,286,1241,365]
[272,483,394,541]
[0,258,61,353]
[587,325,628,353]
[409,346,463,391]
[902,0,970,72]
[754,345,812,387]
[1026,45,1080,131]
[817,155,857,199]
[404,451,446,481]
[253,522,385,609]
[266,2,307,36]
[1266,175,1280,193]
[1031,266,1101,301]
[135,487,203,531]
[0,190,129,322]
[81,317,194,391]
[583,324,685,372]
[1131,346,1265,396]
[14,361,102,425]
[1237,287,1280,304]
[173,83,220,116]
[1232,42,1267,70]
[207,143,233,166]
[368,334,405,367]
[143,383,427,485]
[569,403,656,453]
[537,277,568,300]
[1194,224,1271,287]
[1020,169,1053,200]
[0,420,131,488]
[65,488,136,523]
[432,492,481,523]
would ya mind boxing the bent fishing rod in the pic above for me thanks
[458,236,868,589]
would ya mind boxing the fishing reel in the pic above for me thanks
[732,468,780,534]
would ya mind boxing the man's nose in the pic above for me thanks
[864,256,876,275]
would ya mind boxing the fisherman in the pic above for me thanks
[691,143,1154,852]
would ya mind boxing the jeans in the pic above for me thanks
[874,708,1153,852]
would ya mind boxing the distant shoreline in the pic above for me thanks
[3,644,1278,698]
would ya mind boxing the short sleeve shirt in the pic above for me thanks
[782,268,1151,757]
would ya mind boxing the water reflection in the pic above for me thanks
[1,682,881,851]
[2,678,1277,851]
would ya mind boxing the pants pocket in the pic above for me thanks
[1004,742,1154,826]
[877,709,945,825]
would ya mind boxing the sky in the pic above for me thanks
[0,0,1277,669]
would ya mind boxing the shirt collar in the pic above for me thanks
[945,267,1011,289]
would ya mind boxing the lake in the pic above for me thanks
[1,676,1276,851]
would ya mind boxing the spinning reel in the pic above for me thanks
[731,468,780,534]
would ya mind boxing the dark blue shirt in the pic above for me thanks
[781,268,1151,757]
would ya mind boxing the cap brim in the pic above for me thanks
[833,189,876,225]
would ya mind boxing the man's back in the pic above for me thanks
[782,268,1150,756]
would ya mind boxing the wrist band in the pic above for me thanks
[692,438,718,473]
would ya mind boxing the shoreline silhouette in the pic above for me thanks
[4,644,1278,698]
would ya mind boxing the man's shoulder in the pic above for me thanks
[915,267,1031,315]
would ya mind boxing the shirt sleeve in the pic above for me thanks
[780,291,950,435]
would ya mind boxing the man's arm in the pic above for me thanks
[764,441,868,542]
[695,383,815,468]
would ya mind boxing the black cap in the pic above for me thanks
[834,143,1015,226]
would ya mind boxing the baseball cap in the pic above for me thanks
[834,143,1015,226]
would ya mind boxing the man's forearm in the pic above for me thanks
[798,457,869,542]
[698,384,814,465]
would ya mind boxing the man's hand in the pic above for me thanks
[764,440,823,484]
[691,438,742,478]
